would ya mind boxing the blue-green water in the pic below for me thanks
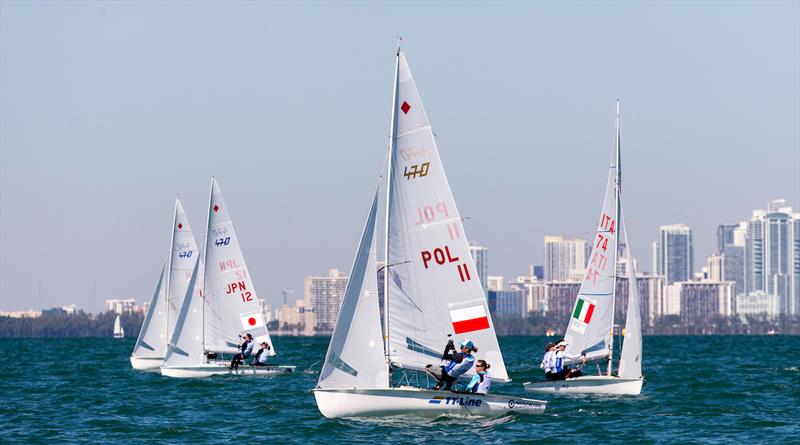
[1,336,798,444]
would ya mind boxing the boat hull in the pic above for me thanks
[160,364,296,378]
[523,375,643,395]
[313,387,546,418]
[130,356,164,370]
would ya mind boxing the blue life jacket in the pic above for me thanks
[444,352,475,378]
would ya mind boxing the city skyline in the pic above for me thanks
[1,3,798,312]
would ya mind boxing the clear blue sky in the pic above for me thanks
[1,1,798,312]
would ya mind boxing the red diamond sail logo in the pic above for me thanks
[401,101,411,114]
[177,223,183,229]
[213,204,219,213]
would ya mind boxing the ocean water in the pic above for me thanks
[1,336,797,444]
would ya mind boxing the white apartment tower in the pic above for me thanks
[543,236,589,281]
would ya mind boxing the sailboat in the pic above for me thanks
[113,315,125,339]
[313,48,546,418]
[524,101,644,395]
[160,178,295,378]
[130,199,200,370]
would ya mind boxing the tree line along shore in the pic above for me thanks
[0,311,797,337]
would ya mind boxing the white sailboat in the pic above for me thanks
[524,101,644,395]
[130,199,200,370]
[113,315,125,339]
[313,48,546,418]
[160,178,295,378]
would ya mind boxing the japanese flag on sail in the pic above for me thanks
[449,305,490,334]
[572,298,595,324]
[240,312,265,330]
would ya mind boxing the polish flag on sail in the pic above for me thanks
[240,312,265,330]
[449,305,490,334]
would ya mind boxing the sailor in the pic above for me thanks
[540,342,556,378]
[250,341,271,366]
[466,360,492,394]
[251,342,270,366]
[425,339,477,391]
[546,340,586,380]
[229,333,254,370]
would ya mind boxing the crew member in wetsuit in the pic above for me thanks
[230,333,254,370]
[466,360,492,394]
[425,339,477,391]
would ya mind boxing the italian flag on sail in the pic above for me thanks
[572,298,595,324]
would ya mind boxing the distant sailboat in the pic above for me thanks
[160,178,295,378]
[524,101,644,395]
[130,198,200,370]
[313,47,546,418]
[113,315,125,339]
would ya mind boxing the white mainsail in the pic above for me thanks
[166,199,201,340]
[318,191,388,389]
[113,315,124,338]
[617,215,643,379]
[164,257,206,366]
[131,264,166,356]
[385,51,508,381]
[203,178,274,355]
[563,163,618,362]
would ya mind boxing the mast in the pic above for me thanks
[383,44,401,385]
[608,100,621,376]
[201,178,214,354]
[165,198,178,349]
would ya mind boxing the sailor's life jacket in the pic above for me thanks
[444,352,475,379]
[466,371,491,394]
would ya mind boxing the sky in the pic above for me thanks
[1,1,798,312]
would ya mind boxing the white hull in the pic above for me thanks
[160,363,296,378]
[523,375,643,395]
[130,356,164,370]
[313,386,546,418]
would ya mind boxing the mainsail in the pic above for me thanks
[166,199,201,339]
[318,191,388,389]
[563,107,620,363]
[385,51,508,381]
[132,264,165,356]
[203,178,274,355]
[618,215,643,379]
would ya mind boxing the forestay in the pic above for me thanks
[385,51,508,381]
[132,264,166,357]
[618,215,643,379]
[318,191,388,389]
[164,258,206,366]
[167,199,201,341]
[203,178,274,355]
[563,160,618,361]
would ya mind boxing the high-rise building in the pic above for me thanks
[487,276,504,291]
[716,224,738,254]
[722,244,745,297]
[488,289,526,317]
[303,269,348,332]
[707,254,724,281]
[654,224,694,284]
[543,236,588,281]
[469,243,489,292]
[105,298,137,315]
[743,200,800,315]
[533,265,544,280]
[668,281,734,332]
